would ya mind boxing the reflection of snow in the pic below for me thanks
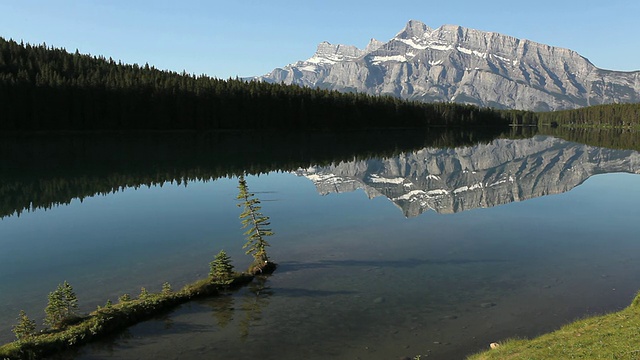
[453,182,483,194]
[368,174,404,184]
[427,189,449,196]
[304,174,356,186]
[395,190,427,201]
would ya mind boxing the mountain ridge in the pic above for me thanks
[257,20,640,111]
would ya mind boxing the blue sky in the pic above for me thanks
[1,1,638,79]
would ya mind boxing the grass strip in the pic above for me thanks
[467,292,640,359]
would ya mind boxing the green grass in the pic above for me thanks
[0,273,254,360]
[467,292,640,359]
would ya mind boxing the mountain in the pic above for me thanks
[295,136,640,217]
[256,20,640,111]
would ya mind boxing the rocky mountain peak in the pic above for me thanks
[395,19,432,40]
[365,38,384,53]
[257,20,640,110]
[307,41,364,64]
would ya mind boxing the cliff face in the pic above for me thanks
[258,20,640,111]
[296,136,640,216]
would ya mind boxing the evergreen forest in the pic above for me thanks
[537,103,640,128]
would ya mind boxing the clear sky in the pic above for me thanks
[1,0,638,79]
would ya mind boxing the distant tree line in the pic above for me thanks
[536,103,640,128]
[0,37,516,131]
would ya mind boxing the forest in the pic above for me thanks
[536,103,640,128]
[0,37,519,131]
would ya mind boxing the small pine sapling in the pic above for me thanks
[162,282,172,295]
[210,250,235,285]
[12,310,36,341]
[139,287,149,300]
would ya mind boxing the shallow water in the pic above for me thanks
[2,137,640,359]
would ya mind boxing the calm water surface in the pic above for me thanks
[1,136,639,359]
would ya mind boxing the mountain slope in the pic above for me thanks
[257,20,640,111]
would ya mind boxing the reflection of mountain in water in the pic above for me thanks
[297,136,640,216]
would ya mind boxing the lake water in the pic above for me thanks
[1,133,640,359]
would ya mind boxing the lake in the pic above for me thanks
[1,131,639,359]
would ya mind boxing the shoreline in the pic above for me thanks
[466,291,640,359]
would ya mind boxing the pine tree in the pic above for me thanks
[139,287,149,299]
[210,250,235,285]
[162,282,172,295]
[61,281,78,315]
[44,281,78,329]
[236,175,273,272]
[12,310,37,341]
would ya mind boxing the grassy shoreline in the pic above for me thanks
[0,273,256,360]
[467,292,640,359]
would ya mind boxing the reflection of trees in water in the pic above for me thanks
[157,313,174,331]
[207,276,274,340]
[239,276,273,341]
[541,127,640,151]
[51,328,133,359]
[0,129,505,219]
[210,294,235,329]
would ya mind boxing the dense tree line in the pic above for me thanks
[536,103,640,128]
[0,37,515,131]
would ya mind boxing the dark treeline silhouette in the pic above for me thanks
[0,128,505,218]
[0,37,516,131]
[537,103,640,128]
